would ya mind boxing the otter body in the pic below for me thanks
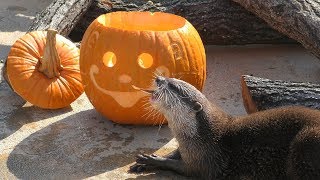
[130,77,320,179]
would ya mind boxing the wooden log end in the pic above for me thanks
[241,75,320,113]
[241,75,258,114]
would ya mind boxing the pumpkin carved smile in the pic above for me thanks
[89,64,165,108]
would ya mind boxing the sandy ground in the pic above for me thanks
[0,0,320,179]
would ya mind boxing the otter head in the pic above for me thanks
[136,76,209,135]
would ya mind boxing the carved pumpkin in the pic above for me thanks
[6,29,84,109]
[80,11,206,125]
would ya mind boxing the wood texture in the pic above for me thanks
[241,75,320,114]
[69,0,295,44]
[28,0,93,36]
[233,0,320,59]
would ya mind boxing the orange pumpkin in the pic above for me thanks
[80,11,206,125]
[6,29,84,109]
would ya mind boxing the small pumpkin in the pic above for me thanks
[80,11,206,125]
[6,29,84,109]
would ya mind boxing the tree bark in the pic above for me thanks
[233,0,320,59]
[28,0,93,36]
[69,0,295,44]
[241,75,320,114]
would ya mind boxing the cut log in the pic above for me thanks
[28,0,93,36]
[2,0,93,89]
[69,0,295,44]
[241,75,320,114]
[233,0,320,60]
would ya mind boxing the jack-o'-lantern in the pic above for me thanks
[80,11,206,125]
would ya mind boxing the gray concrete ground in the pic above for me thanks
[0,0,52,61]
[0,0,320,179]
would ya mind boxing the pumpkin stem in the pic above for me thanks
[38,29,63,78]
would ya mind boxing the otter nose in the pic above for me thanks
[155,76,166,86]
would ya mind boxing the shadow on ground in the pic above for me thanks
[6,109,174,179]
[0,81,73,140]
[0,104,72,140]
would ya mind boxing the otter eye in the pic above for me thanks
[168,82,175,89]
[193,102,202,112]
[168,83,188,97]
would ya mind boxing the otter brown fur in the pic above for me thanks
[129,76,320,179]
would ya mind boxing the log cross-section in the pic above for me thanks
[241,75,320,114]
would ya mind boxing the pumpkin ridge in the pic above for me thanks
[176,29,191,72]
[57,47,79,62]
[47,82,54,108]
[181,27,201,85]
[152,31,159,74]
[60,67,81,73]
[61,74,83,97]
[18,37,41,59]
[190,29,206,89]
[54,78,65,105]
[28,31,46,56]
[79,24,99,74]
[57,76,77,100]
[60,72,82,87]
[14,67,36,76]
[19,74,43,102]
[32,79,48,106]
[165,32,176,76]
[7,61,36,68]
[7,55,38,65]
[80,20,100,53]
[9,47,39,65]
[60,55,80,65]
[7,69,36,82]
[187,32,199,76]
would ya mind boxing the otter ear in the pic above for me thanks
[192,101,203,112]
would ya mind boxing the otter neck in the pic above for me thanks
[162,107,196,138]
[167,104,231,177]
[166,103,230,140]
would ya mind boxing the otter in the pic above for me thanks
[129,76,320,179]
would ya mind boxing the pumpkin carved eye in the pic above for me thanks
[103,51,117,67]
[138,53,153,69]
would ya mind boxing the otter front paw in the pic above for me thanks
[128,154,164,173]
[136,154,166,165]
[129,163,152,173]
[130,153,186,175]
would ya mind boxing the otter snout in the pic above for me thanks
[155,76,166,87]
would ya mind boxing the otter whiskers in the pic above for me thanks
[140,93,163,125]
